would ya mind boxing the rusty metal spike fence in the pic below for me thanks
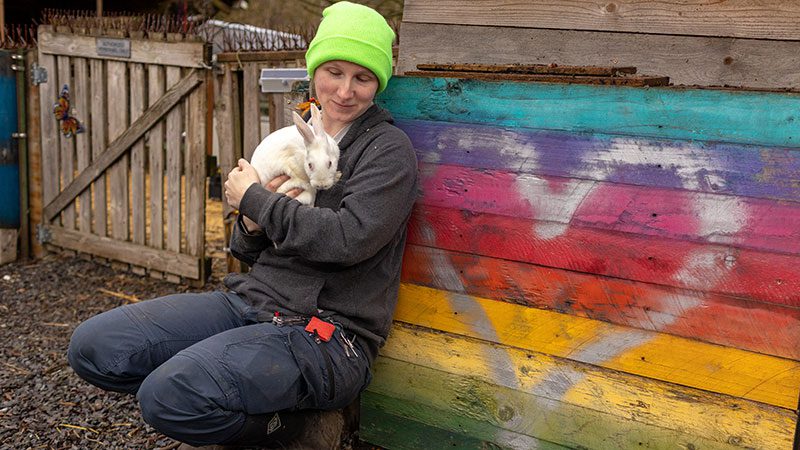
[4,9,400,53]
[0,24,38,49]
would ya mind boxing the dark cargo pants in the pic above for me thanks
[67,291,372,446]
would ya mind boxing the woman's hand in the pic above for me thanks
[225,159,260,210]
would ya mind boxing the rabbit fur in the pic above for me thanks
[249,104,341,206]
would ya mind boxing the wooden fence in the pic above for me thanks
[33,26,211,284]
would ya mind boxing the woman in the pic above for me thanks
[67,2,418,448]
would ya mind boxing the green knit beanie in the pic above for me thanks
[306,1,395,93]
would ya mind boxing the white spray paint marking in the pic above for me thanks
[695,195,747,243]
[578,137,728,191]
[566,328,654,365]
[514,175,594,239]
[629,292,703,331]
[447,292,521,390]
[673,247,735,289]
[427,247,466,293]
[449,126,542,172]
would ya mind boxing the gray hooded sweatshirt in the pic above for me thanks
[224,104,419,363]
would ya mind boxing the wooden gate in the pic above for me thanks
[36,25,211,284]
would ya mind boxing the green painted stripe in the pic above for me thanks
[361,391,570,450]
[378,76,800,148]
[368,356,785,450]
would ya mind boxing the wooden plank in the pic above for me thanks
[42,225,200,278]
[43,70,203,222]
[369,324,796,449]
[147,64,165,249]
[56,55,75,229]
[37,28,206,68]
[361,394,570,450]
[25,52,44,257]
[242,63,261,161]
[214,65,242,273]
[395,22,800,91]
[107,60,128,241]
[215,50,306,63]
[393,284,800,409]
[416,63,638,76]
[401,245,800,360]
[418,164,800,255]
[409,205,800,307]
[379,76,800,148]
[165,67,183,253]
[38,52,59,224]
[129,63,146,246]
[0,230,17,265]
[89,58,107,237]
[405,70,670,87]
[185,74,206,261]
[73,58,91,233]
[402,0,800,41]
[397,119,800,203]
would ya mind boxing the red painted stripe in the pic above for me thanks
[401,245,800,360]
[408,204,800,307]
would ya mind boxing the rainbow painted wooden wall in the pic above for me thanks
[361,76,800,449]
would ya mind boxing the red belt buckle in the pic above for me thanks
[305,316,335,342]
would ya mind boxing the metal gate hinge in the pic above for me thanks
[12,133,27,139]
[31,63,47,85]
[11,64,24,72]
[36,224,52,244]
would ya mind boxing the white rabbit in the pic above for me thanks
[249,103,341,206]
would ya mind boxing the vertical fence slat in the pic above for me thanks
[215,64,242,273]
[26,51,44,257]
[39,52,59,226]
[90,59,107,237]
[147,64,165,251]
[242,63,260,161]
[165,66,182,254]
[107,61,129,241]
[74,58,91,233]
[185,75,206,265]
[56,55,75,230]
[130,63,146,247]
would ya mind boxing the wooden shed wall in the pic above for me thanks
[362,2,800,448]
[397,0,800,90]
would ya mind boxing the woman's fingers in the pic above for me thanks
[266,175,291,192]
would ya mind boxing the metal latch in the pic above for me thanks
[259,68,309,93]
[31,63,47,85]
[36,224,52,244]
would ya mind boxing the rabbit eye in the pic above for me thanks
[328,161,332,168]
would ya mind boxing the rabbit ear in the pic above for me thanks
[293,111,315,146]
[309,103,326,138]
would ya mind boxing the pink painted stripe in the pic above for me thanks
[419,163,800,254]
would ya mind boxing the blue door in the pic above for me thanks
[0,50,20,228]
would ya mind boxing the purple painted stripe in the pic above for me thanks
[397,119,800,203]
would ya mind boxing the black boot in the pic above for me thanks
[224,409,343,449]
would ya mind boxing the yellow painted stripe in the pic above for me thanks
[376,324,795,449]
[395,283,800,409]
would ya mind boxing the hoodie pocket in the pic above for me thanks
[250,264,325,316]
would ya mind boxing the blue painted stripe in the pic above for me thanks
[396,119,800,202]
[378,77,800,148]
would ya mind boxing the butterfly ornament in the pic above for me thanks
[53,84,85,138]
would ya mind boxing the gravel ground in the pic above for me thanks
[0,250,378,450]
[0,253,227,449]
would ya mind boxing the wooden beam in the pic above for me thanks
[397,22,800,90]
[43,70,203,221]
[42,225,200,279]
[38,27,206,68]
[403,0,800,41]
[403,70,669,87]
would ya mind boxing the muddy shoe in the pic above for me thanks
[281,409,345,450]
